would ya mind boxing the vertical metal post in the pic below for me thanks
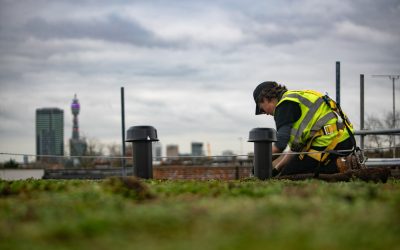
[360,74,365,149]
[392,77,396,158]
[121,87,126,176]
[238,137,243,155]
[336,61,341,106]
[248,128,277,180]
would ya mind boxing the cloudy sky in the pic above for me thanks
[0,0,399,160]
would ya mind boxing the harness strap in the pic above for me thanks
[299,123,344,163]
[296,94,356,168]
[306,129,344,162]
[299,130,323,160]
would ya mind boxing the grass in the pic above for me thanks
[0,177,399,250]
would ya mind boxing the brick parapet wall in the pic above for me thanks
[153,165,253,180]
[43,166,254,180]
[40,165,400,180]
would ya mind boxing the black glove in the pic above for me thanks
[272,168,280,177]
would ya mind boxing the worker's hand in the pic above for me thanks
[272,168,281,177]
[272,145,282,154]
[272,145,282,161]
[273,153,294,172]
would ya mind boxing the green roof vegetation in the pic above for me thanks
[1,177,399,250]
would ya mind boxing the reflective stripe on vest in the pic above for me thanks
[286,93,324,145]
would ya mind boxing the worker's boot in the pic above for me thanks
[347,154,361,170]
[336,154,365,173]
[336,157,349,173]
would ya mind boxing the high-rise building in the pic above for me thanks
[166,144,179,159]
[69,94,87,166]
[153,142,162,162]
[36,108,64,162]
[191,142,204,156]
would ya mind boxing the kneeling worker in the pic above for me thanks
[253,81,355,176]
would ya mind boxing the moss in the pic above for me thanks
[0,178,399,250]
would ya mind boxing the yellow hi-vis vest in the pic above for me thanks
[276,90,354,153]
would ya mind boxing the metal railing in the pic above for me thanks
[355,129,400,135]
[355,128,400,158]
[1,145,399,163]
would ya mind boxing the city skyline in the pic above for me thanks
[0,1,399,161]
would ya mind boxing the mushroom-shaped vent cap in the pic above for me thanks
[126,126,159,142]
[248,128,277,142]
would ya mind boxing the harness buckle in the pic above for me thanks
[323,125,335,135]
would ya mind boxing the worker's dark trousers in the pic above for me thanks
[280,154,338,175]
[280,138,354,176]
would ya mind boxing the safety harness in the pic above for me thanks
[276,90,366,170]
[300,94,366,170]
[301,94,350,163]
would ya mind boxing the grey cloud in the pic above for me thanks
[230,0,400,47]
[239,15,333,46]
[0,107,20,121]
[24,15,166,47]
[133,64,200,78]
[348,0,400,30]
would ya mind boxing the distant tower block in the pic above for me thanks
[69,94,87,166]
[36,108,64,163]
